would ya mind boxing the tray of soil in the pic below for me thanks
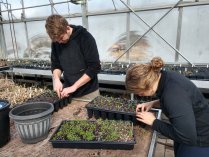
[0,59,10,71]
[50,119,135,150]
[100,63,130,75]
[86,96,158,123]
[26,90,71,112]
[195,67,209,80]
[7,59,51,70]
[0,66,10,71]
[53,96,71,112]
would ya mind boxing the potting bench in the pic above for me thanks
[0,99,162,157]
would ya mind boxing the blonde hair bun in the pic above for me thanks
[151,57,164,71]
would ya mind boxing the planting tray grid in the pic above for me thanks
[0,66,10,71]
[85,96,158,124]
[86,106,138,123]
[26,92,71,112]
[50,120,136,150]
[53,96,72,112]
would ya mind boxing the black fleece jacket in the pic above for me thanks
[153,70,209,146]
[51,25,101,97]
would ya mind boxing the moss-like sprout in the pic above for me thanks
[52,119,134,142]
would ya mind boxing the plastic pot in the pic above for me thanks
[9,102,54,144]
[0,99,10,147]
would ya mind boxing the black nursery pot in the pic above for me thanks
[0,99,10,147]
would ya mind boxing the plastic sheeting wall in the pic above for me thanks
[0,0,209,64]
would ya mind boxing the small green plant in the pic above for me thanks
[52,119,134,142]
[87,96,148,113]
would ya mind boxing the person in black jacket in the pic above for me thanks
[45,14,101,99]
[125,57,209,157]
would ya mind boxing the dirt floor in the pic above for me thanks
[0,100,155,157]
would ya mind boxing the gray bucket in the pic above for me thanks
[9,102,54,144]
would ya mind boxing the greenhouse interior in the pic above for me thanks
[0,0,209,157]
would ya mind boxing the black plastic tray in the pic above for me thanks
[50,120,135,150]
[86,106,137,122]
[86,105,158,125]
[26,93,71,112]
[50,140,135,150]
[53,96,71,112]
[12,65,50,70]
[0,66,10,71]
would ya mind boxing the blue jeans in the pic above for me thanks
[174,142,209,157]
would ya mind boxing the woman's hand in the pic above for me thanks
[61,85,77,98]
[53,78,63,98]
[136,101,154,112]
[136,112,156,126]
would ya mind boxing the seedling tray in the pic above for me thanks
[86,106,137,122]
[0,66,10,71]
[50,120,135,150]
[26,92,71,112]
[86,96,157,124]
[12,65,51,70]
[53,96,71,112]
[86,106,158,125]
